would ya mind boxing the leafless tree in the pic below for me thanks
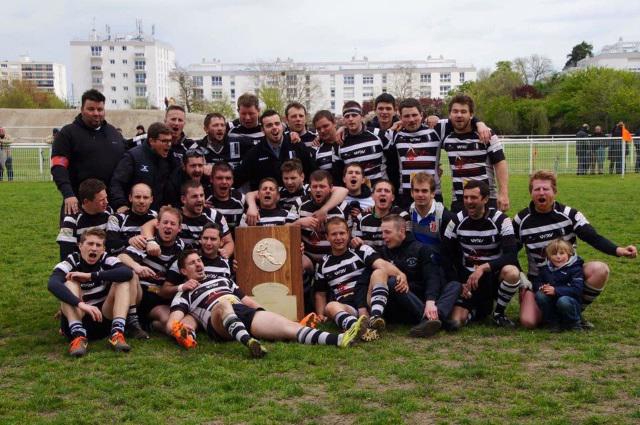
[513,55,554,84]
[169,64,195,112]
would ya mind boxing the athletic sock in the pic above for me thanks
[296,326,339,346]
[494,280,520,316]
[126,305,141,326]
[110,317,126,336]
[69,320,87,338]
[581,283,603,310]
[370,283,389,317]
[223,313,251,345]
[334,311,357,331]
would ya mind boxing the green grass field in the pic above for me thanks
[0,176,639,425]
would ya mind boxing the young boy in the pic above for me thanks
[533,239,585,331]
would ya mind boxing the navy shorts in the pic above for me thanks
[206,304,264,341]
[60,307,111,341]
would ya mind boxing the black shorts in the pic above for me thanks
[139,288,170,325]
[206,304,264,341]
[60,308,111,341]
[454,269,500,320]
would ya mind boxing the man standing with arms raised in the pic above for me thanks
[51,89,125,219]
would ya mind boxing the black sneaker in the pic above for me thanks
[580,317,595,330]
[126,323,150,340]
[409,320,442,338]
[492,314,515,328]
[442,319,462,332]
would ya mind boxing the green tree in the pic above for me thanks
[191,95,236,119]
[258,86,285,115]
[563,41,593,70]
[0,80,66,108]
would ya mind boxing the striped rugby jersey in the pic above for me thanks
[106,209,157,254]
[57,208,112,259]
[389,124,442,195]
[207,190,245,233]
[179,207,230,248]
[240,207,298,227]
[297,199,346,263]
[125,237,185,291]
[353,206,409,250]
[315,245,380,301]
[441,131,505,202]
[170,276,245,329]
[338,127,387,182]
[166,255,232,284]
[443,208,516,272]
[279,183,309,214]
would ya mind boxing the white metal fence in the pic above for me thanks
[1,138,639,182]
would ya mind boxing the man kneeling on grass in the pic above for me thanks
[166,250,367,357]
[48,228,134,357]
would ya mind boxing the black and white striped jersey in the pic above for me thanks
[57,209,112,259]
[170,134,202,162]
[441,131,505,202]
[106,209,157,254]
[166,255,232,284]
[279,184,309,214]
[228,124,264,145]
[125,238,185,290]
[179,207,230,248]
[315,245,380,301]
[207,190,245,233]
[200,136,255,169]
[338,127,387,182]
[52,252,125,306]
[513,201,620,277]
[353,207,409,250]
[443,208,517,272]
[297,199,346,263]
[240,207,298,227]
[389,124,442,196]
[170,276,245,329]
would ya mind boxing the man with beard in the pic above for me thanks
[352,179,408,251]
[228,93,264,144]
[200,112,254,170]
[163,149,212,208]
[514,170,637,329]
[165,105,202,162]
[441,95,509,213]
[110,122,178,212]
[234,110,316,191]
[167,250,368,355]
[207,162,245,235]
[239,178,297,227]
[118,207,185,332]
[48,228,134,356]
[285,102,317,148]
[343,163,374,218]
[106,183,157,255]
[312,110,343,184]
[442,180,521,328]
[51,89,125,219]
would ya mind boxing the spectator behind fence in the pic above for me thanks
[575,124,589,175]
[592,126,606,174]
[634,127,640,173]
[0,127,13,181]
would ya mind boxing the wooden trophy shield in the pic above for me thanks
[235,226,303,321]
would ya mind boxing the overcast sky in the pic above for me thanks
[3,0,640,72]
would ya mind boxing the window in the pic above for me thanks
[330,100,336,110]
[330,74,335,85]
[92,77,102,84]
[193,88,203,99]
[420,86,431,97]
[363,87,374,99]
[344,74,354,85]
[111,86,116,92]
[135,73,146,83]
[230,88,236,98]
[211,89,223,99]
[193,76,203,86]
[459,72,465,83]
[124,99,129,104]
[134,60,145,70]
[420,73,431,83]
[286,74,297,85]
[123,86,129,91]
[211,76,222,86]
[230,76,235,86]
[344,87,354,99]
[305,74,311,83]
[91,65,101,71]
[136,86,147,97]
[330,88,335,98]
[122,59,128,64]
[362,74,373,85]
[123,73,128,78]
[110,73,116,78]
[111,99,117,104]
[382,87,387,93]
[90,46,102,56]
[109,46,114,51]
[382,74,387,84]
[109,59,115,65]
[439,85,451,96]
[122,46,127,51]
[440,73,451,83]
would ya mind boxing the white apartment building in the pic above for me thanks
[187,56,476,114]
[577,38,640,73]
[70,26,175,109]
[0,55,67,100]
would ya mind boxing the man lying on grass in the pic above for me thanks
[166,250,368,357]
[48,228,134,357]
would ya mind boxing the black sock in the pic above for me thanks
[126,305,140,326]
[223,313,251,345]
[334,311,357,331]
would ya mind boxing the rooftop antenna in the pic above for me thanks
[152,24,155,36]
[105,24,111,40]
[136,19,143,39]
[90,17,98,41]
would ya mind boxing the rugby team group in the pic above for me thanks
[47,89,638,358]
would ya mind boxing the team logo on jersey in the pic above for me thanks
[406,147,416,161]
[406,257,418,267]
[140,165,149,173]
[430,221,438,232]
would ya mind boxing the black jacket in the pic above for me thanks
[163,167,213,208]
[233,134,316,190]
[51,114,125,199]
[110,142,178,210]
[379,233,444,301]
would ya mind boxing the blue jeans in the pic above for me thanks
[535,291,581,325]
